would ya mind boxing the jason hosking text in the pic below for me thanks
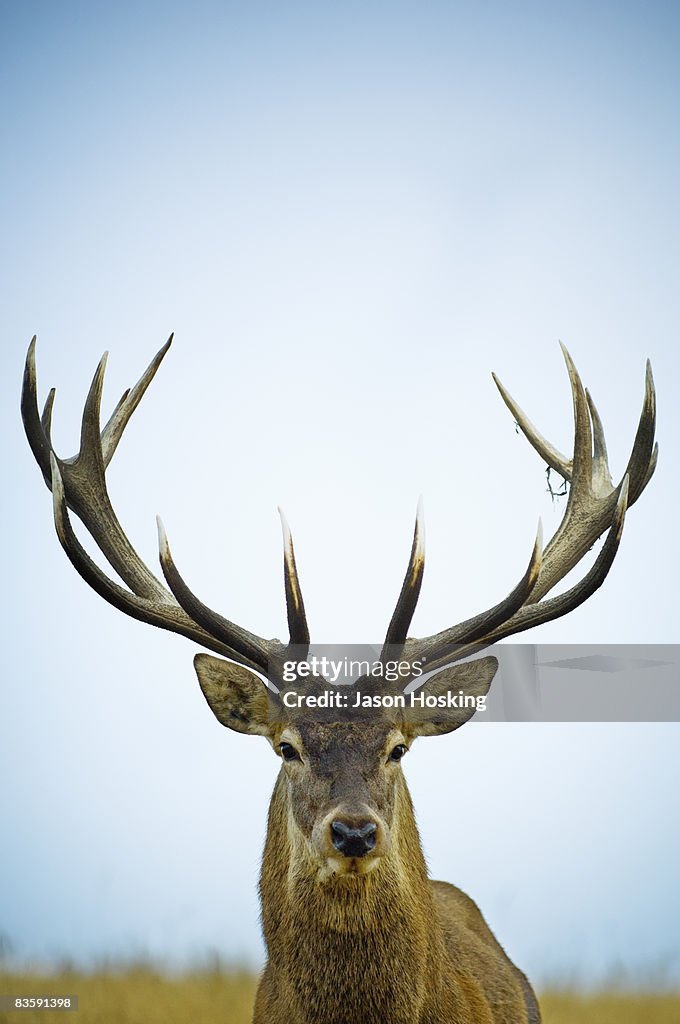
[282,689,488,712]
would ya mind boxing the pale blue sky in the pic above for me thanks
[1,1,679,986]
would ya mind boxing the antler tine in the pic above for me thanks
[559,343,593,497]
[22,336,53,487]
[278,508,310,649]
[383,497,426,650]
[78,352,109,474]
[642,443,659,492]
[491,371,572,480]
[413,520,543,664]
[101,335,173,467]
[157,518,277,676]
[585,389,611,492]
[622,359,656,505]
[41,387,56,440]
[491,344,595,493]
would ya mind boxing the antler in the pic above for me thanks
[22,336,309,680]
[386,344,657,670]
[25,337,657,688]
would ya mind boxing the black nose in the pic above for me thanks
[330,820,378,858]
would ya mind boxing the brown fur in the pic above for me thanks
[255,767,539,1024]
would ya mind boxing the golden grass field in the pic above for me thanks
[1,971,679,1023]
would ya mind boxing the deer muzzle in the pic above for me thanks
[312,807,390,874]
[330,819,377,858]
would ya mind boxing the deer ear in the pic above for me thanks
[194,654,273,736]
[407,656,498,737]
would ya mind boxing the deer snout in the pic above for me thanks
[312,807,389,872]
[330,818,378,858]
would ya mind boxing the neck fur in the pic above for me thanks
[259,773,445,1024]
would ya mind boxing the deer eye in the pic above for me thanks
[389,744,407,762]
[279,742,301,762]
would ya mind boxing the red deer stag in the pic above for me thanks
[23,338,657,1024]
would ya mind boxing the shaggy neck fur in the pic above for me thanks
[258,771,450,1024]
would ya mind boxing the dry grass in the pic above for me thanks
[540,990,680,1023]
[0,970,679,1022]
[0,970,257,1024]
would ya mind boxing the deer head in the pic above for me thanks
[192,652,497,876]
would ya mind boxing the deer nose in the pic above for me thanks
[330,819,378,858]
